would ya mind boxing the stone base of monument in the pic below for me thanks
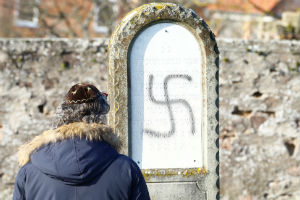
[108,3,219,200]
[148,182,206,199]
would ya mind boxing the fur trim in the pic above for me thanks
[18,122,121,167]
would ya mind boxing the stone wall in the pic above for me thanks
[0,39,299,199]
[218,39,300,200]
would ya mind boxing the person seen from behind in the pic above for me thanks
[13,83,150,200]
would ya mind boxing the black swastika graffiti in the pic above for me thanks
[143,74,196,138]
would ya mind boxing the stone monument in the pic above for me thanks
[108,3,219,199]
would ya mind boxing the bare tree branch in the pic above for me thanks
[82,3,94,38]
[247,0,275,16]
[40,17,60,37]
[54,0,78,37]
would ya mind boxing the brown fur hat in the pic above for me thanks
[65,83,108,104]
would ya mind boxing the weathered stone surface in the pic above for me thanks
[0,38,299,200]
[218,39,300,200]
[0,39,108,200]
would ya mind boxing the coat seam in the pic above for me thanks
[21,167,26,200]
[72,139,83,175]
[75,186,77,200]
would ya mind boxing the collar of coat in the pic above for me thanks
[18,122,122,167]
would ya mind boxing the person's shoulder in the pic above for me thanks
[113,154,140,170]
[17,161,35,177]
[15,162,32,183]
[115,154,137,164]
[21,161,35,169]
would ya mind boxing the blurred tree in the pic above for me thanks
[0,0,119,37]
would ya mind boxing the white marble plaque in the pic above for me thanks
[129,23,203,169]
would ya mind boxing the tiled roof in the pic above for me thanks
[207,0,282,14]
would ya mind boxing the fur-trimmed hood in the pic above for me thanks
[18,122,121,167]
[18,122,122,185]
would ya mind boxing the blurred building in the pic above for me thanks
[0,0,299,39]
[0,0,119,37]
[207,0,300,40]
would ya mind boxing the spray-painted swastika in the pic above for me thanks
[143,74,195,137]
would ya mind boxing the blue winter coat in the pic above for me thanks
[13,122,150,200]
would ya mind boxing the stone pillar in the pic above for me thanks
[108,3,219,199]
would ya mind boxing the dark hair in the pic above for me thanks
[53,95,110,128]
